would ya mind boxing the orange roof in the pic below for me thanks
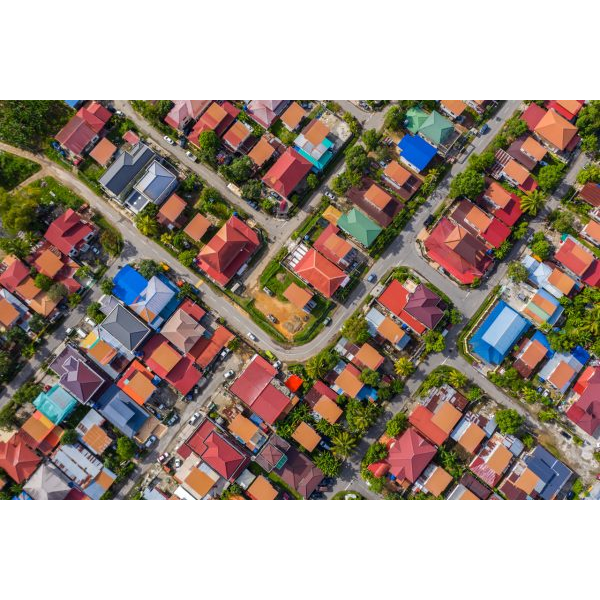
[458,488,479,500]
[89,137,116,166]
[82,424,112,455]
[532,292,558,317]
[229,413,259,446]
[440,100,466,116]
[87,339,117,364]
[314,396,343,424]
[376,316,407,346]
[484,181,511,208]
[0,298,19,328]
[534,109,578,151]
[486,444,512,475]
[515,467,540,495]
[322,231,352,261]
[465,205,492,233]
[184,213,211,242]
[521,136,546,161]
[457,422,486,454]
[28,290,59,317]
[557,100,582,114]
[430,403,462,434]
[247,475,278,500]
[322,205,342,225]
[150,342,181,373]
[547,268,575,295]
[583,220,600,244]
[364,184,392,210]
[35,249,64,278]
[122,369,156,405]
[503,159,530,185]
[303,119,330,146]
[184,468,216,498]
[424,465,453,496]
[384,161,412,186]
[334,365,364,398]
[20,411,56,445]
[519,339,547,368]
[283,282,313,309]
[354,343,384,371]
[248,136,275,167]
[158,194,186,224]
[292,421,321,452]
[549,361,576,390]
[280,102,306,130]
[223,120,250,150]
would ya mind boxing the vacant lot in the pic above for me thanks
[253,288,310,340]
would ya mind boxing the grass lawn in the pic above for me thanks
[270,120,297,146]
[26,176,84,210]
[0,150,41,190]
[78,157,106,195]
[195,197,232,223]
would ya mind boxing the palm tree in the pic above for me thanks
[520,189,546,216]
[394,357,415,378]
[447,370,467,390]
[583,305,600,337]
[331,431,358,459]
[135,213,159,237]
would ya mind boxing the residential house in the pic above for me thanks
[161,303,206,354]
[513,333,550,379]
[33,384,78,425]
[507,136,546,171]
[416,110,456,152]
[554,236,600,287]
[0,295,23,331]
[157,193,187,229]
[188,101,239,144]
[246,475,278,500]
[44,208,96,257]
[0,434,41,483]
[382,161,422,201]
[466,100,491,115]
[397,134,437,173]
[293,248,349,298]
[439,100,467,121]
[579,182,600,208]
[280,102,306,131]
[248,136,276,168]
[117,360,157,406]
[581,219,600,247]
[55,101,112,159]
[273,444,323,499]
[365,307,411,351]
[533,108,579,154]
[469,432,520,488]
[450,413,493,455]
[228,413,267,453]
[75,409,112,455]
[32,246,81,296]
[99,304,151,353]
[480,180,523,227]
[313,395,343,425]
[312,224,357,270]
[332,363,366,400]
[347,181,402,228]
[520,255,576,298]
[164,100,211,132]
[292,421,322,452]
[566,367,600,437]
[95,385,152,439]
[89,137,117,166]
[545,100,584,122]
[222,120,253,153]
[125,159,178,214]
[17,411,62,456]
[283,282,315,312]
[413,463,454,497]
[522,289,563,326]
[23,463,71,501]
[187,323,233,370]
[500,158,536,191]
[294,119,335,171]
[262,147,312,201]
[538,347,588,395]
[247,100,288,129]
[130,275,177,328]
[337,208,382,248]
[352,343,384,372]
[451,199,511,249]
[183,213,212,242]
[196,215,260,287]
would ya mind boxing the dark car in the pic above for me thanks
[424,215,435,228]
[309,491,325,500]
[321,477,335,487]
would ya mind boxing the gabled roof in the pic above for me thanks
[117,361,156,406]
[440,100,466,117]
[248,136,276,167]
[0,256,30,292]
[386,429,436,483]
[50,345,106,404]
[100,304,150,352]
[33,384,78,425]
[158,193,186,225]
[276,445,323,498]
[247,100,286,128]
[247,475,278,500]
[183,213,211,242]
[133,160,177,203]
[99,142,156,197]
[397,135,437,172]
[554,236,596,278]
[222,120,251,151]
[333,363,364,399]
[292,421,321,452]
[280,102,306,130]
[89,137,117,166]
[384,161,412,186]
[164,100,210,130]
[293,248,347,298]
[0,434,41,483]
[283,282,313,309]
[579,182,600,208]
[262,148,312,199]
[502,159,530,185]
[23,463,71,500]
[534,108,578,151]
[55,116,97,155]
[96,385,150,438]
[130,275,176,324]
[404,283,444,330]
[188,101,239,142]
[337,208,382,247]
[188,324,233,369]
[353,343,384,371]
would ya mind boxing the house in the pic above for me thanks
[157,193,187,229]
[406,107,430,133]
[480,181,523,227]
[409,390,464,447]
[99,304,151,353]
[313,395,343,424]
[520,256,576,298]
[451,415,490,455]
[469,433,517,488]
[17,411,62,455]
[49,345,107,405]
[508,136,546,171]
[188,101,239,144]
[424,218,493,284]
[55,101,112,159]
[466,100,491,115]
[447,485,479,500]
[283,282,314,312]
[414,464,453,497]
[332,363,365,399]
[164,100,210,131]
[382,161,422,201]
[117,360,157,406]
[188,324,234,369]
[337,208,382,248]
[246,100,288,128]
[581,219,600,247]
[352,343,384,371]
[322,204,342,225]
[294,119,334,171]
[416,110,455,150]
[292,421,321,452]
[31,246,81,296]
[0,296,22,331]
[23,463,71,501]
[222,120,253,153]
[0,434,41,483]
[229,354,293,425]
[196,215,260,287]
[280,102,306,131]
[51,443,116,500]
[397,135,437,172]
[347,182,402,228]
[274,445,323,499]
[89,137,117,166]
[470,300,529,365]
[33,384,78,425]
[304,379,338,410]
[567,367,600,437]
[228,413,267,453]
[246,475,278,500]
[262,147,312,201]
[126,159,178,214]
[45,208,96,257]
[248,136,276,168]
[439,100,467,121]
[130,275,177,327]
[161,304,205,354]
[312,224,357,269]
[111,264,148,306]
[293,248,348,298]
[579,182,600,208]
[545,100,584,122]
[513,333,550,379]
[183,213,212,242]
[554,236,600,286]
[522,289,563,326]
[538,347,588,395]
[366,308,411,350]
[75,409,112,455]
[521,103,547,131]
[95,385,151,439]
[501,159,536,191]
[451,200,511,249]
[533,108,579,153]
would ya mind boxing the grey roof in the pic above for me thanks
[96,385,149,438]
[130,276,175,324]
[23,463,71,500]
[524,445,573,500]
[133,161,177,202]
[99,142,155,197]
[100,304,150,351]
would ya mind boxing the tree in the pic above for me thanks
[466,386,483,402]
[394,357,415,378]
[241,180,262,201]
[504,114,528,143]
[344,145,369,174]
[34,272,53,291]
[507,261,528,282]
[362,129,382,152]
[520,189,546,216]
[346,399,380,435]
[538,408,559,423]
[468,150,495,173]
[86,301,105,324]
[0,350,17,382]
[511,220,529,240]
[581,134,599,157]
[449,168,485,199]
[331,430,358,459]
[0,189,39,234]
[116,437,137,461]
[221,156,253,184]
[576,101,600,140]
[537,163,565,193]
[363,442,388,466]
[342,112,361,137]
[100,279,114,295]
[576,163,600,185]
[359,368,380,387]
[495,409,524,435]
[137,259,160,279]
[384,105,405,132]
[305,349,338,380]
[135,212,159,237]
[340,313,370,344]
[306,173,319,190]
[529,232,551,260]
[448,308,462,325]
[385,412,408,437]
[494,240,512,260]
[178,249,197,268]
[47,282,68,301]
[178,173,201,194]
[60,429,78,445]
[196,130,220,164]
[100,228,123,256]
[549,210,575,234]
[13,382,42,405]
[331,172,350,196]
[0,236,34,259]
[313,450,342,476]
[177,282,196,300]
[447,369,467,390]
[28,313,45,333]
[148,100,173,122]
[68,293,82,308]
[422,330,445,353]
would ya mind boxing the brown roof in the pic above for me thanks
[353,343,384,371]
[82,424,112,455]
[280,102,306,130]
[248,137,276,167]
[150,342,181,373]
[549,361,576,389]
[486,444,512,475]
[521,136,546,161]
[283,282,313,309]
[503,159,530,185]
[0,298,19,328]
[314,396,343,424]
[334,365,363,398]
[292,421,321,452]
[228,414,259,446]
[384,161,412,186]
[158,194,186,224]
[184,467,216,498]
[430,403,462,434]
[534,109,578,151]
[376,316,406,346]
[515,467,540,495]
[303,119,330,146]
[440,100,466,116]
[364,184,393,210]
[465,205,492,233]
[184,213,211,242]
[89,138,117,166]
[579,182,600,207]
[457,422,486,454]
[424,465,453,496]
[247,475,278,500]
[35,249,64,278]
[547,268,575,295]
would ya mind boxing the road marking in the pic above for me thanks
[442,357,449,365]
[344,479,354,490]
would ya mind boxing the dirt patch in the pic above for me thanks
[537,430,597,482]
[252,289,310,340]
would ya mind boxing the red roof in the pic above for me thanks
[521,103,546,131]
[490,194,523,227]
[196,216,260,286]
[165,356,202,396]
[409,406,448,446]
[188,325,233,369]
[554,237,597,279]
[262,148,312,199]
[480,218,511,249]
[78,102,112,132]
[0,257,29,293]
[188,101,239,143]
[179,298,206,322]
[545,100,584,122]
[567,368,600,436]
[251,385,291,425]
[55,102,111,156]
[313,223,353,266]
[293,248,347,298]
[386,429,436,483]
[573,366,596,396]
[0,434,41,483]
[285,374,303,393]
[378,279,427,335]
[44,209,94,256]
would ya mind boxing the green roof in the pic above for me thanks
[33,384,78,424]
[418,110,454,145]
[405,107,429,134]
[337,209,382,247]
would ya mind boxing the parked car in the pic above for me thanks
[263,287,275,297]
[309,491,325,500]
[423,215,435,228]
[163,135,175,145]
[91,246,100,255]
[321,477,335,487]
[323,316,332,326]
[272,360,282,370]
[367,273,377,283]
[178,137,187,148]
[480,123,490,135]
[166,413,179,427]
[185,150,197,162]
[174,458,182,469]
[247,332,258,342]
[144,435,157,449]
[220,348,231,359]
[189,412,201,426]
[324,190,336,201]
[224,369,235,379]
[267,313,278,323]
[157,452,170,464]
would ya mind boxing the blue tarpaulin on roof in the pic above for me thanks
[397,135,437,172]
[112,265,148,305]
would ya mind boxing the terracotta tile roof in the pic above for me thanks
[148,340,182,375]
[503,159,530,185]
[440,100,466,116]
[292,421,321,452]
[183,213,211,242]
[465,205,492,233]
[0,434,41,483]
[248,136,275,167]
[158,194,186,225]
[515,467,540,495]
[314,396,343,424]
[384,161,411,186]
[457,422,486,454]
[334,364,364,398]
[247,475,278,500]
[364,183,393,210]
[549,361,576,390]
[34,248,64,278]
[293,248,347,298]
[222,120,251,151]
[44,209,94,257]
[89,137,117,166]
[582,219,600,244]
[228,413,259,446]
[424,465,453,496]
[353,343,384,371]
[376,316,407,346]
[534,109,578,151]
[82,424,112,455]
[547,268,575,295]
[262,148,312,199]
[519,339,548,368]
[303,119,330,146]
[520,136,546,161]
[430,402,462,434]
[280,102,306,130]
[184,467,216,498]
[486,444,512,475]
[554,237,594,276]
[283,282,313,309]
[0,298,19,328]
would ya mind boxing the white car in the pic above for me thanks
[224,369,235,379]
[185,150,197,162]
[188,412,201,426]
[324,191,336,201]
[247,332,258,342]
[144,435,157,449]
[163,135,175,145]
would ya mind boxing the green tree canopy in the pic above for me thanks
[495,409,524,435]
[507,261,528,282]
[537,164,565,193]
[362,129,382,152]
[197,130,221,164]
[385,412,409,438]
[313,451,342,476]
[520,189,546,216]
[305,349,338,380]
[423,330,445,353]
[341,313,370,344]
[384,105,405,132]
[344,145,370,174]
[394,357,415,378]
[137,259,161,279]
[116,436,137,461]
[449,168,485,199]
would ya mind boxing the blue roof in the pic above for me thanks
[524,445,572,500]
[112,265,148,306]
[95,385,149,438]
[397,135,437,172]
[572,345,590,366]
[471,301,530,365]
[64,101,81,108]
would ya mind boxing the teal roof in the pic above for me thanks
[405,107,429,134]
[33,384,78,424]
[337,209,382,247]
[418,111,454,145]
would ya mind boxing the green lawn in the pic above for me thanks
[0,150,41,190]
[25,176,84,210]
[270,120,297,146]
